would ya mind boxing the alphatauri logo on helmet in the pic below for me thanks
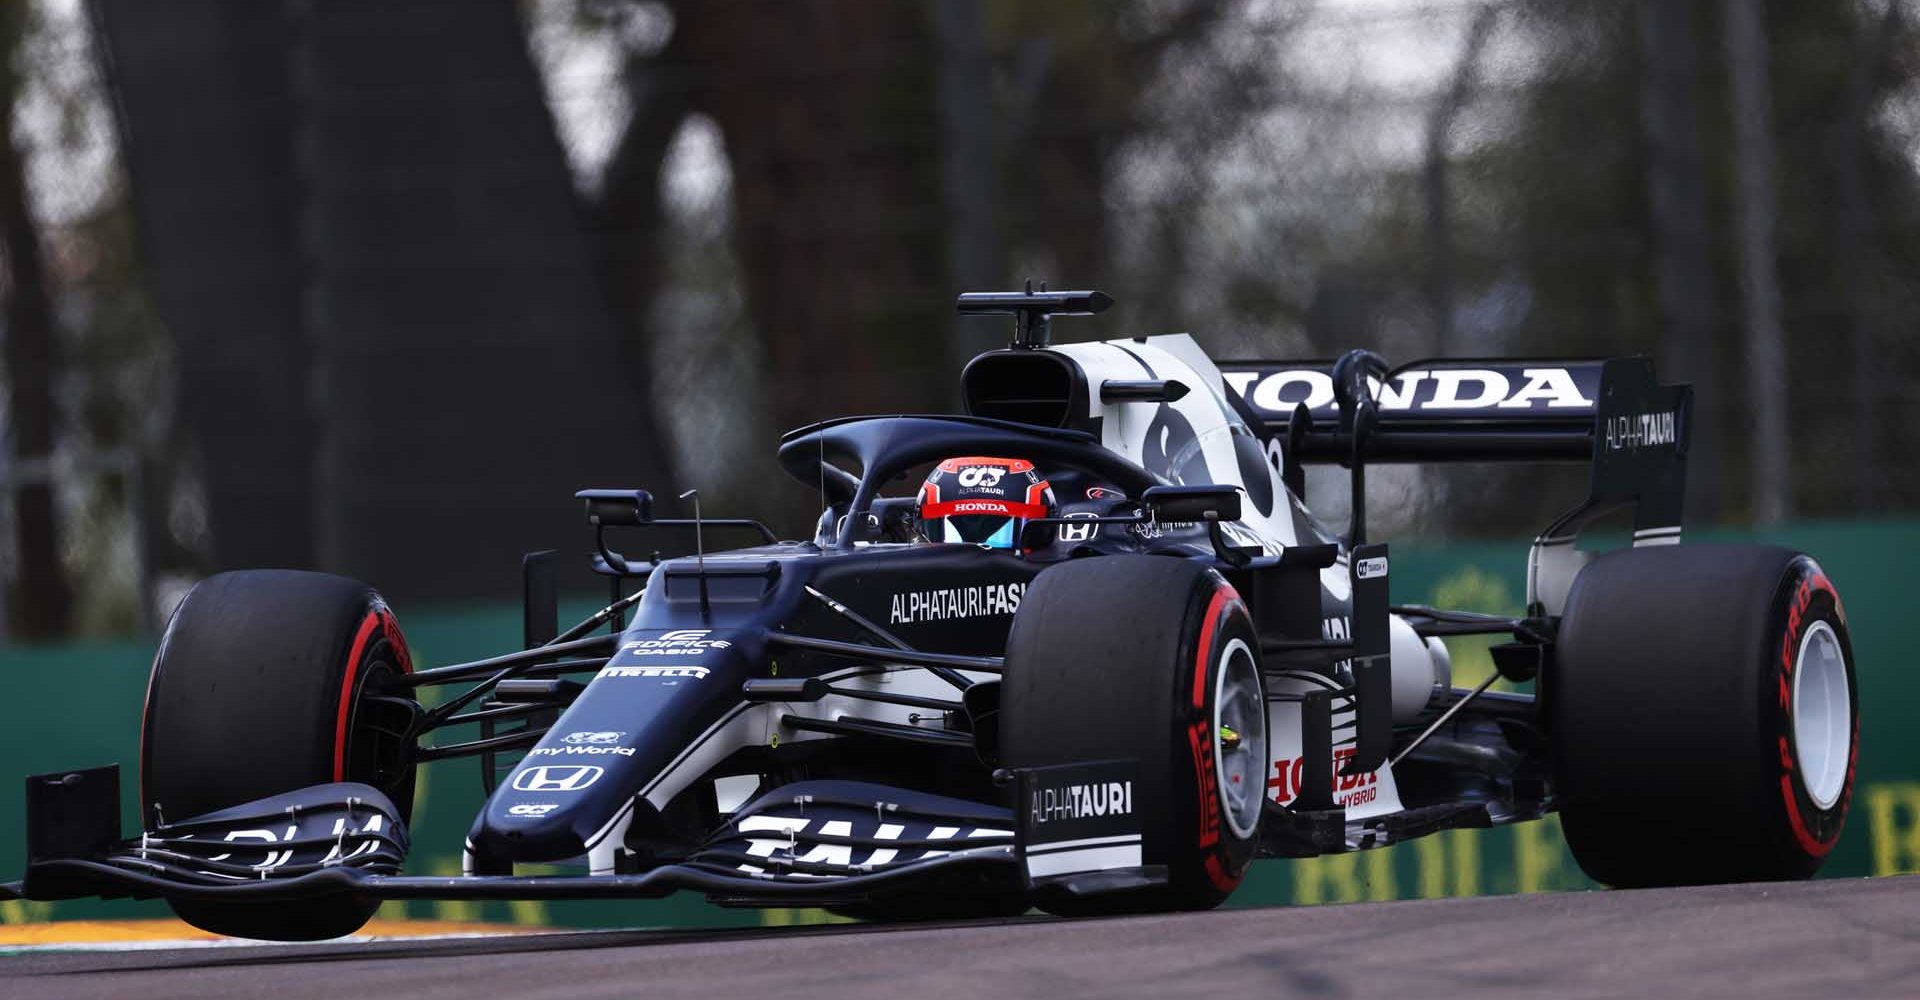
[956,466,1006,488]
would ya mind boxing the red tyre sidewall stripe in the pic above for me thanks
[381,606,414,674]
[1192,588,1232,710]
[1781,774,1836,858]
[1189,581,1246,892]
[333,610,385,782]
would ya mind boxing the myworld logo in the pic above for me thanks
[529,745,636,757]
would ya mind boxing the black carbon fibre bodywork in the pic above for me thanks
[467,541,1045,871]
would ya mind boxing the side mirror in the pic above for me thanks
[1099,379,1189,404]
[576,489,655,527]
[1140,484,1242,523]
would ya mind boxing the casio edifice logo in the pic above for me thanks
[621,629,732,656]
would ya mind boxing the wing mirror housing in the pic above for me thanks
[1140,484,1242,523]
[577,489,655,527]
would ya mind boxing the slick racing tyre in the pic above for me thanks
[1549,545,1857,888]
[1001,555,1267,914]
[142,570,417,940]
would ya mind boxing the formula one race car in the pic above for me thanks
[6,289,1859,939]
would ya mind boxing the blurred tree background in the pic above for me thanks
[0,0,1916,639]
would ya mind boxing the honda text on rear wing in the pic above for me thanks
[1217,352,1691,616]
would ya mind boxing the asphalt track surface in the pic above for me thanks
[5,875,1918,1000]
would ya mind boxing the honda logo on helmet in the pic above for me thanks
[956,466,1006,488]
[511,765,604,792]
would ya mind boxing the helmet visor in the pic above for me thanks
[940,515,1018,548]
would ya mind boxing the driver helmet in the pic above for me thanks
[919,456,1054,549]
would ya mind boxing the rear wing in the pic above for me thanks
[1221,352,1692,616]
[1222,358,1627,463]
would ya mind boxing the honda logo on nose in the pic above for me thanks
[511,765,604,792]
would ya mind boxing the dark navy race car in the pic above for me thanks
[5,289,1859,939]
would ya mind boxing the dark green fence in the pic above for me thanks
[5,520,1915,929]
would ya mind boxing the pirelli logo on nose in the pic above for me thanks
[600,664,710,679]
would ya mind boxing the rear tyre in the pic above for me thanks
[142,570,417,940]
[1001,555,1266,915]
[1549,545,1857,888]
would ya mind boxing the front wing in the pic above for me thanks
[4,762,1163,911]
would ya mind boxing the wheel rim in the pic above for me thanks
[1791,620,1850,811]
[1213,637,1267,840]
[348,658,414,805]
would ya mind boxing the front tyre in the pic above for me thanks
[1001,555,1266,914]
[1549,545,1857,888]
[142,570,417,940]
